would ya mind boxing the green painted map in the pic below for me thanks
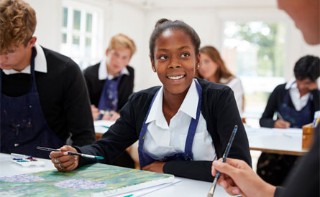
[0,163,174,197]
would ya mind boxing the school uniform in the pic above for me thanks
[258,80,320,185]
[83,58,134,112]
[260,80,320,128]
[76,78,251,182]
[0,44,95,159]
[83,58,135,168]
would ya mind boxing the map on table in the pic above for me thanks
[0,163,174,197]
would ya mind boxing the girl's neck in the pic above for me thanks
[162,91,186,125]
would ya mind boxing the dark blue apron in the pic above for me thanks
[0,48,63,158]
[98,75,122,114]
[138,80,202,168]
[278,90,313,128]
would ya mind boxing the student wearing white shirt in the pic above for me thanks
[260,55,320,128]
[0,0,95,159]
[197,46,245,114]
[49,18,251,182]
[83,33,136,122]
[258,55,320,185]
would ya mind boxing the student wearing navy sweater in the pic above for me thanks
[49,18,251,182]
[0,0,95,159]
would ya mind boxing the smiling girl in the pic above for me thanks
[49,18,251,182]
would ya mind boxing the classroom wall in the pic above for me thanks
[25,0,62,51]
[24,0,320,92]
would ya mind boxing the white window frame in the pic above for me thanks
[61,0,104,69]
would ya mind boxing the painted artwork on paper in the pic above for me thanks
[0,163,174,197]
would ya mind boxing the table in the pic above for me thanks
[246,127,307,156]
[0,153,230,197]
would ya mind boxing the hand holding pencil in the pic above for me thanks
[211,158,276,197]
[48,145,80,172]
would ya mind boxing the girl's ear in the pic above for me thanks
[150,56,156,72]
[196,53,200,68]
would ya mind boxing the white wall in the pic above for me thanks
[25,0,62,51]
[24,0,319,92]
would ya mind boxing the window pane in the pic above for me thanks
[63,7,68,27]
[62,33,67,43]
[222,21,286,122]
[85,37,91,47]
[72,35,80,45]
[73,10,81,30]
[86,13,92,32]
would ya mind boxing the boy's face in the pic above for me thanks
[151,29,197,97]
[296,78,318,95]
[106,47,132,76]
[0,37,36,71]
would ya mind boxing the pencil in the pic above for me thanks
[207,125,238,197]
[36,146,104,160]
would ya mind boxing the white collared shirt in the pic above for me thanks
[98,56,129,80]
[2,43,47,75]
[286,79,310,111]
[143,79,216,161]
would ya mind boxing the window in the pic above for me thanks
[61,0,103,69]
[222,21,286,123]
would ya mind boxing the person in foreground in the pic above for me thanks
[49,18,251,182]
[211,0,319,196]
[0,0,95,159]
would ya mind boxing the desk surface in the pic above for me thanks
[246,127,307,156]
[0,153,229,197]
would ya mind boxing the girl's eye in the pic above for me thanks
[181,52,190,58]
[158,55,168,60]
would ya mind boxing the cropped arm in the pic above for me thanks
[64,61,95,146]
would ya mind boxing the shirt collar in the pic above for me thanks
[285,79,296,90]
[2,43,47,75]
[146,79,199,125]
[98,56,129,80]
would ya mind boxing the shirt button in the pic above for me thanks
[14,143,19,147]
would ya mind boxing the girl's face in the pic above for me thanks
[198,52,218,80]
[151,29,197,96]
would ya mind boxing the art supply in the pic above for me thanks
[313,111,320,127]
[97,110,106,120]
[207,125,238,197]
[36,146,104,160]
[11,153,45,167]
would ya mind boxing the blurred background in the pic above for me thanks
[26,0,320,126]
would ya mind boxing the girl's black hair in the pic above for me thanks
[149,18,201,61]
[294,55,320,81]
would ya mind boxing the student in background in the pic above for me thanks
[83,33,136,121]
[0,0,95,158]
[197,46,245,114]
[211,0,319,196]
[257,55,320,185]
[83,33,137,168]
[49,18,251,182]
[260,55,320,128]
